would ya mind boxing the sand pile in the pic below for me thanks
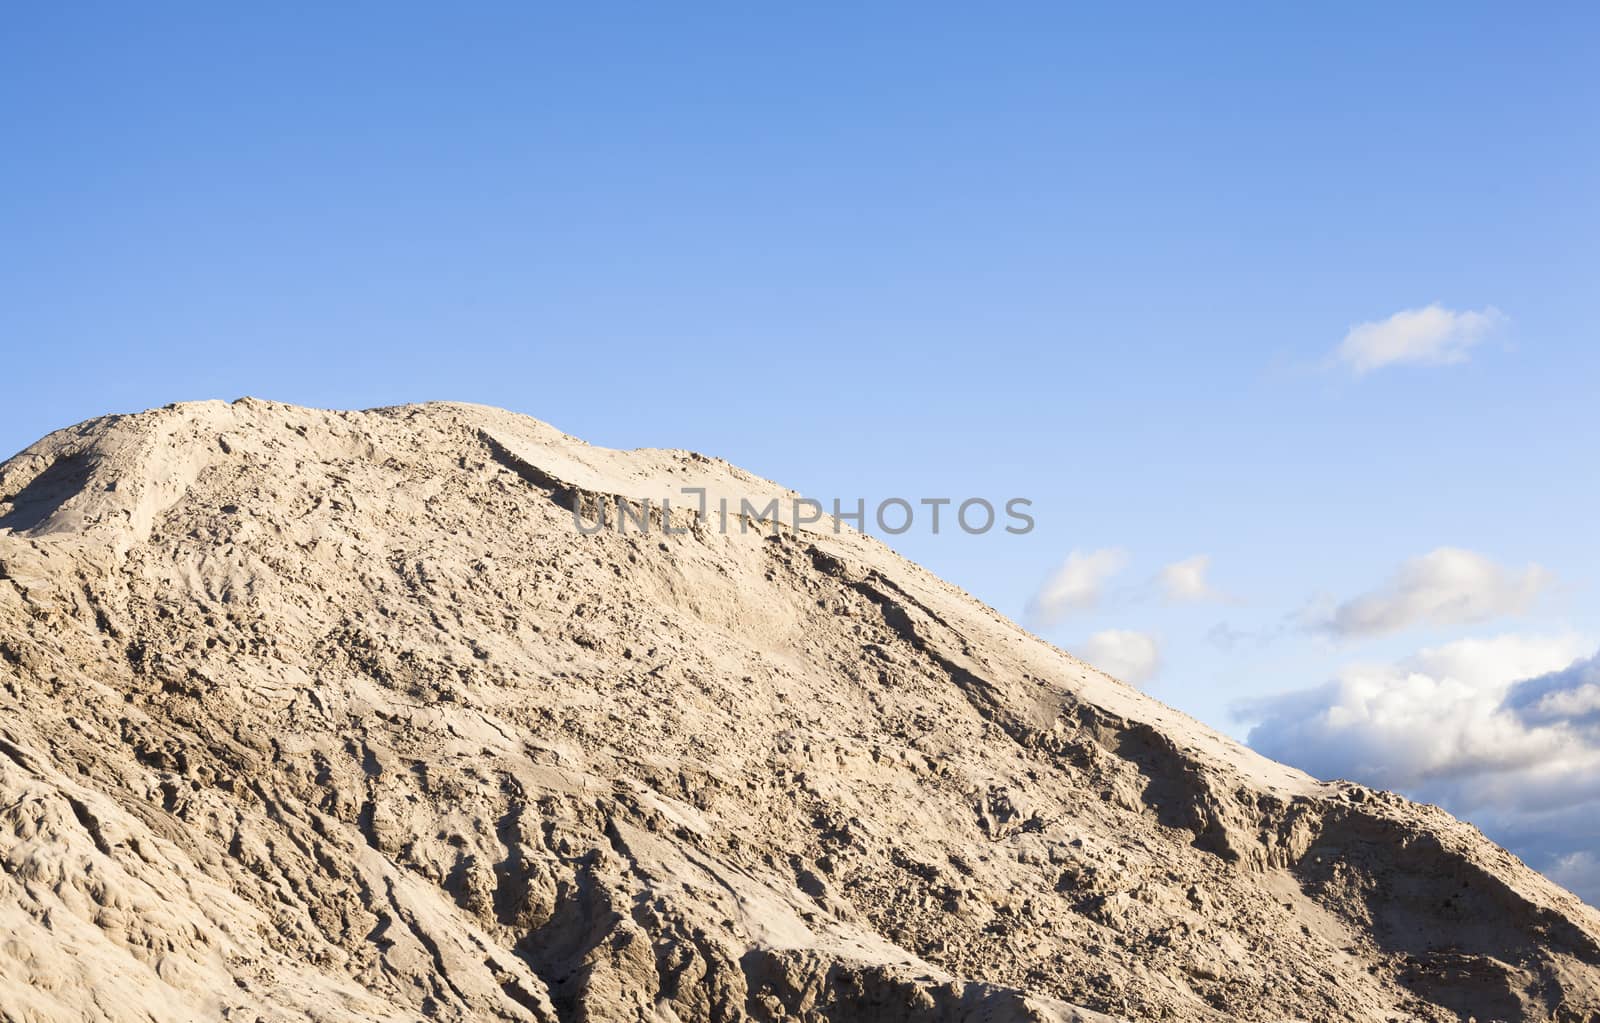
[1,399,1597,1022]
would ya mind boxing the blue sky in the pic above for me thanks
[4,4,1599,893]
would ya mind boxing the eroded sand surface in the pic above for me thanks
[1,399,1597,1022]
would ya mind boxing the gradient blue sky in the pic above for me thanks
[4,4,1599,891]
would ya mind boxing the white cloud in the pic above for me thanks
[1333,303,1506,374]
[1502,653,1600,729]
[1241,634,1600,903]
[1243,634,1591,787]
[1028,548,1127,625]
[1159,554,1224,603]
[1323,547,1552,638]
[1075,629,1161,685]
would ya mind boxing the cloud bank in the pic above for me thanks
[1243,634,1600,902]
[1334,304,1505,374]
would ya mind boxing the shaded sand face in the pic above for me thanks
[1,398,1597,1022]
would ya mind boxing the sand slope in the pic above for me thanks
[0,399,1596,1022]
